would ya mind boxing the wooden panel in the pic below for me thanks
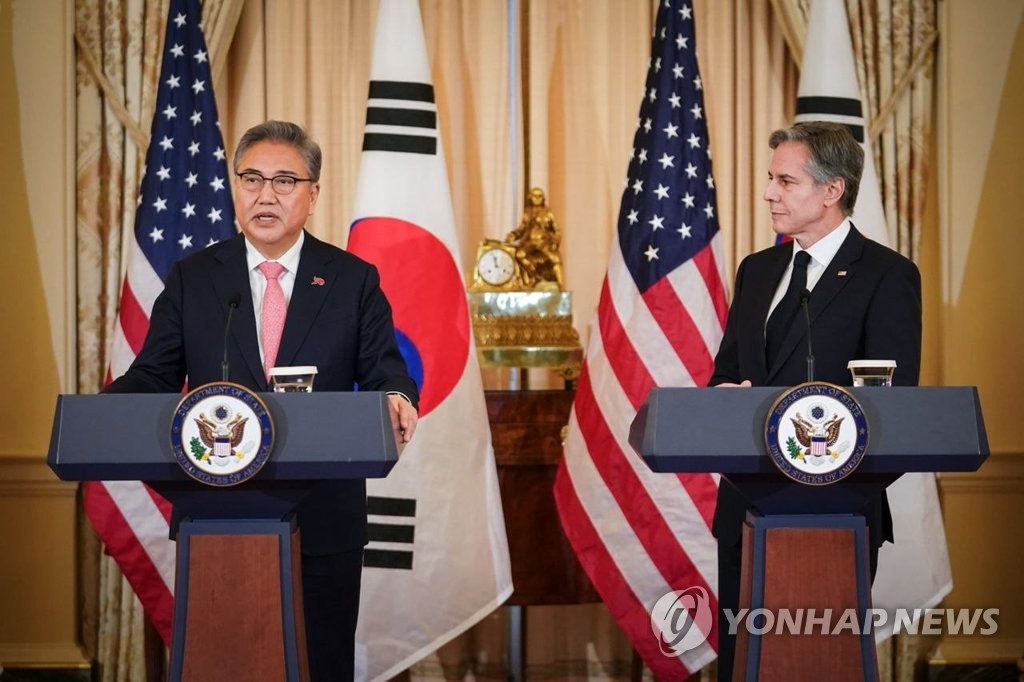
[486,390,599,605]
[736,523,879,681]
[0,456,86,665]
[758,528,866,682]
[939,453,1024,662]
[182,534,287,682]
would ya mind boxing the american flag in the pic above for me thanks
[83,0,236,644]
[553,1,728,677]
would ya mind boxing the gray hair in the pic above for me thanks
[233,120,323,181]
[768,121,863,216]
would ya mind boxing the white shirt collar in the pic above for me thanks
[796,218,850,269]
[245,230,305,274]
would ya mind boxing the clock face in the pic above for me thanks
[478,247,516,286]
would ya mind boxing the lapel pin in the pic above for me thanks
[311,276,325,286]
[837,270,848,277]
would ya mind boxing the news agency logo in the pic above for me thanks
[721,607,1000,637]
[649,589,1001,658]
[649,587,714,655]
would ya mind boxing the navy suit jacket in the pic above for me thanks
[709,225,922,547]
[106,231,418,554]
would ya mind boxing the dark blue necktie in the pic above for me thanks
[765,250,811,365]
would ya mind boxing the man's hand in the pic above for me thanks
[715,380,752,388]
[387,393,418,445]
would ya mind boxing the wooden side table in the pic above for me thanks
[486,389,598,605]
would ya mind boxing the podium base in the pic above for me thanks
[734,514,878,682]
[169,519,309,682]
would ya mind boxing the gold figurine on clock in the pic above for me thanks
[506,187,565,290]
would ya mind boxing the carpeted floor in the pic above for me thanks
[0,661,1019,681]
[0,668,92,682]
[928,662,1021,682]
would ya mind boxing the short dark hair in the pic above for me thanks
[768,122,863,216]
[233,120,322,181]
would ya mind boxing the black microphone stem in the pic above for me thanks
[222,295,241,382]
[801,290,814,383]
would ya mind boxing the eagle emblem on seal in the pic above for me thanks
[190,405,248,466]
[788,404,843,462]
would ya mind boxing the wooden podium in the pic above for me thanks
[48,391,400,682]
[630,386,989,682]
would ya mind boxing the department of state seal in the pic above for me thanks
[764,382,868,486]
[170,382,274,486]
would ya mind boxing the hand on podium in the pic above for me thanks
[715,379,752,388]
[388,392,419,446]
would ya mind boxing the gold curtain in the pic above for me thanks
[849,0,937,262]
[697,0,799,276]
[76,2,164,677]
[74,1,242,679]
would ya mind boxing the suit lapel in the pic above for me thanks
[209,235,265,388]
[766,226,866,382]
[806,227,865,322]
[750,246,792,382]
[276,232,337,368]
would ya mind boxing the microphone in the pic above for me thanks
[221,292,242,382]
[800,290,814,382]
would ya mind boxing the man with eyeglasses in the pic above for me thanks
[106,120,419,681]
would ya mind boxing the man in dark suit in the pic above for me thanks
[708,121,921,680]
[106,120,419,681]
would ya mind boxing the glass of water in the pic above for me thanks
[268,365,318,393]
[847,360,896,387]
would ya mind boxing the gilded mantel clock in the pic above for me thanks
[467,188,581,378]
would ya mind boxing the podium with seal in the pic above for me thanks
[630,384,988,682]
[48,387,401,682]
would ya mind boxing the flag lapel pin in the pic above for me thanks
[311,275,325,286]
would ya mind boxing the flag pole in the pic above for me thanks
[503,6,526,680]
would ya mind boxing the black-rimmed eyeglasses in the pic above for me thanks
[235,171,313,195]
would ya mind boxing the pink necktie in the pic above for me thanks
[258,261,287,379]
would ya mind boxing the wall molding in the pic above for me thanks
[0,642,90,667]
[933,635,1024,664]
[0,455,76,497]
[939,452,1024,495]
